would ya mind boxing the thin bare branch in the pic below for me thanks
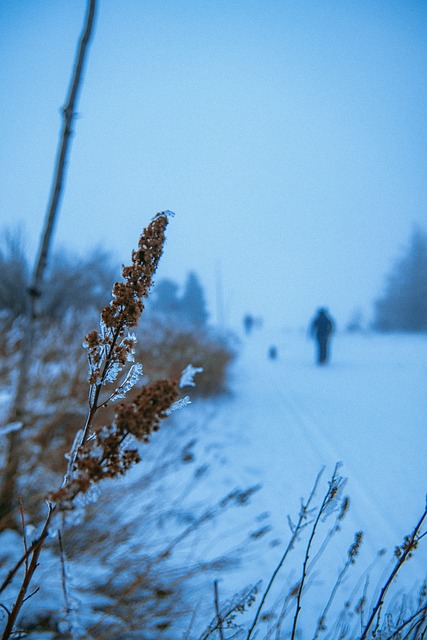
[214,580,225,640]
[17,497,28,573]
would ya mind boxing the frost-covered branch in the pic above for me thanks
[246,466,325,640]
[290,463,347,640]
[360,499,427,640]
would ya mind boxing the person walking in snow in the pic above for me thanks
[310,307,335,365]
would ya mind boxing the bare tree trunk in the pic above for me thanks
[0,0,97,529]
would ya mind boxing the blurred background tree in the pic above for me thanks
[0,227,29,319]
[149,278,181,317]
[0,226,115,323]
[373,226,427,332]
[180,271,209,326]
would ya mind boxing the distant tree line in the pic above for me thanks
[372,226,427,332]
[0,227,210,328]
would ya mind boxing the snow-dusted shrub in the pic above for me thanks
[0,305,236,522]
[0,319,236,523]
[0,212,257,639]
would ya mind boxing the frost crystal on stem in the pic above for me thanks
[179,364,203,388]
[104,361,122,384]
[0,421,23,436]
[109,363,143,402]
[166,396,191,415]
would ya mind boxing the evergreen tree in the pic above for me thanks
[149,272,209,326]
[150,278,181,316]
[181,271,209,326]
[373,226,427,332]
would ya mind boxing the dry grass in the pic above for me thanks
[137,315,237,397]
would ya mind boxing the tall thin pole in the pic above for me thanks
[30,0,97,310]
[0,0,97,528]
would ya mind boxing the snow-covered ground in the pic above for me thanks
[169,326,427,629]
[1,326,426,637]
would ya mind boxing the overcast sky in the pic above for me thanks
[1,1,426,330]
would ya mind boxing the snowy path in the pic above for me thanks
[183,327,427,600]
